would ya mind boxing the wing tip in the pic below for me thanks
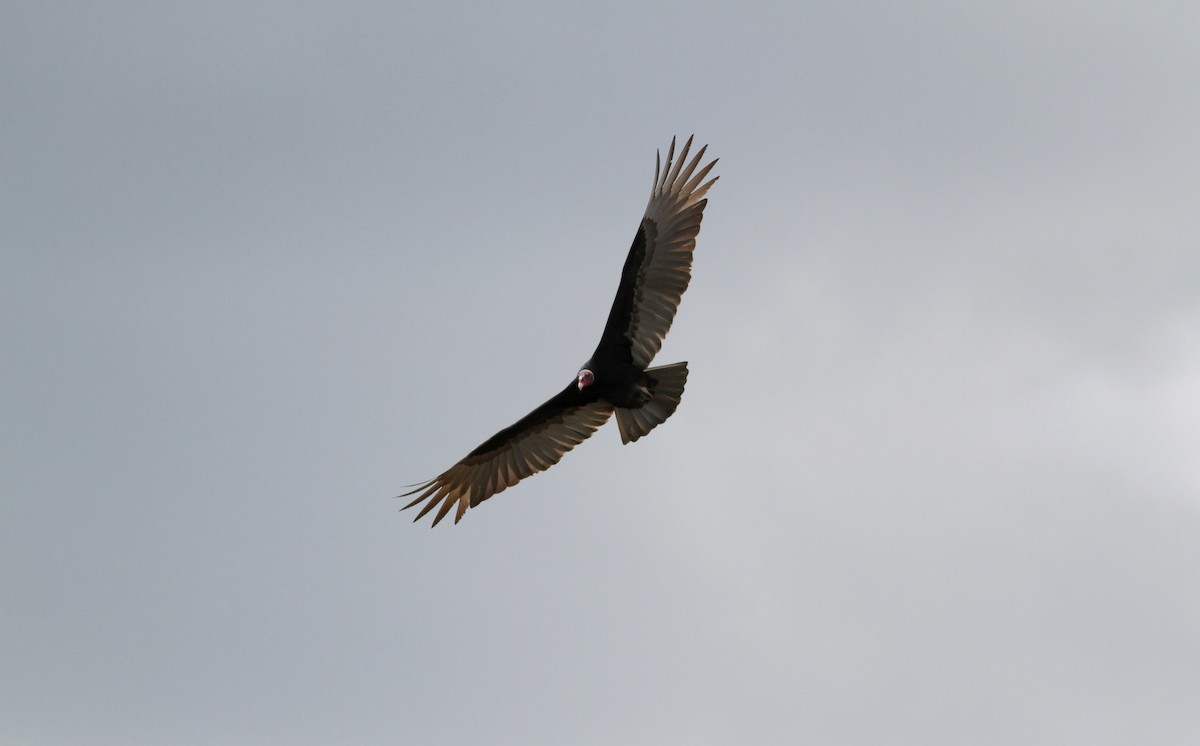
[653,135,718,199]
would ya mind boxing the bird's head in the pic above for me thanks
[577,369,595,391]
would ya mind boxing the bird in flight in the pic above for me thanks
[402,136,718,526]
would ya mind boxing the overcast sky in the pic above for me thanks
[3,2,1199,744]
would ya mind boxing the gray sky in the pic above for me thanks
[3,2,1199,744]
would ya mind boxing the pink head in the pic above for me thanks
[577,369,595,390]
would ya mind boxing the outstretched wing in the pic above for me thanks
[596,136,719,368]
[401,381,613,526]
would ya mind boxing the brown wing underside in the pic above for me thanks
[598,136,718,368]
[400,382,613,526]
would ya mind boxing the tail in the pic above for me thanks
[615,362,689,445]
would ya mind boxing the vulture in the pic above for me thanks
[402,136,718,526]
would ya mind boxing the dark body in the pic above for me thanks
[465,232,658,462]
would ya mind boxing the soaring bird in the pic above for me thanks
[402,137,718,526]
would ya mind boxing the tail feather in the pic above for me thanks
[615,362,688,444]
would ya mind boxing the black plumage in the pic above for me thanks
[401,137,718,525]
